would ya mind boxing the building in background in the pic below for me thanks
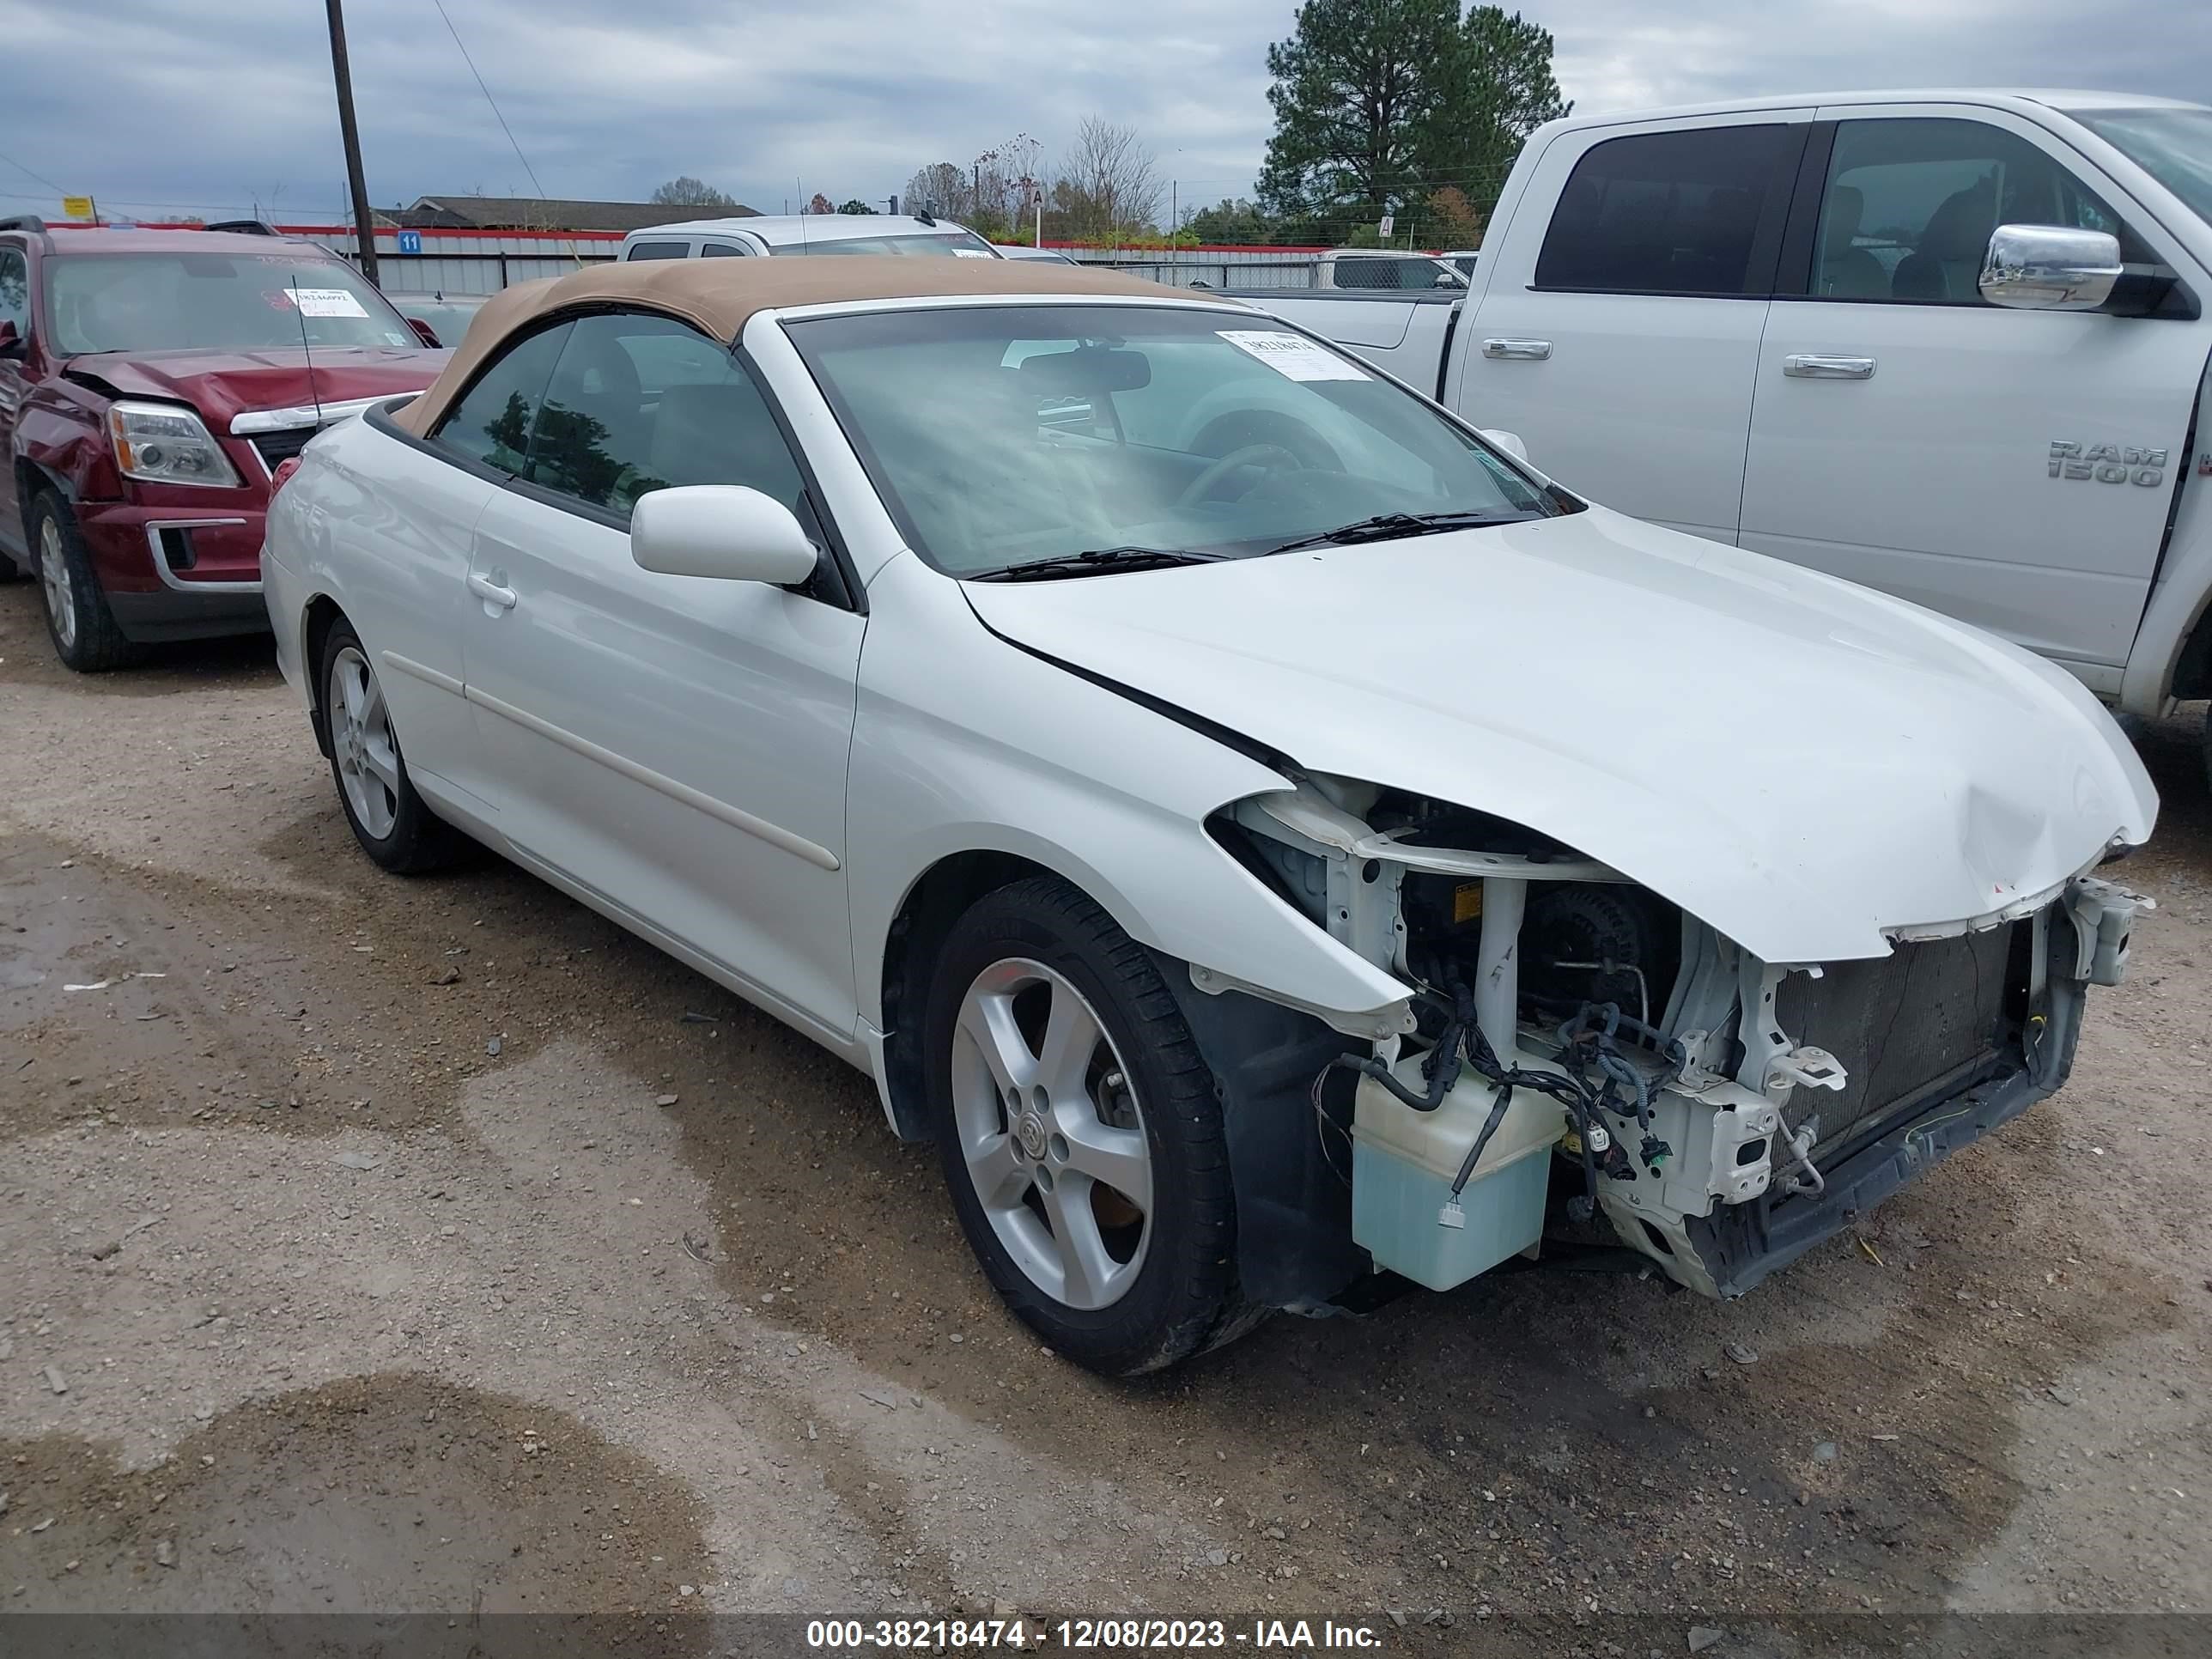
[393,195,758,233]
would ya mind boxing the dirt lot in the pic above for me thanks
[3,580,2208,1649]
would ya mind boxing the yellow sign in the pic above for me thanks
[61,196,94,221]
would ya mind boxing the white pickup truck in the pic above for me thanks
[1243,91,2212,764]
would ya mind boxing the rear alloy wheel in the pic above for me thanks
[926,875,1261,1375]
[30,493,139,672]
[319,621,468,875]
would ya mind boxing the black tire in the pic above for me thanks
[317,618,469,875]
[924,874,1264,1376]
[29,492,142,672]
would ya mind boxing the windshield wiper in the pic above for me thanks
[1262,511,1523,556]
[969,546,1221,583]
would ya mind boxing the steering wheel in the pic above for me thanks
[1176,443,1304,508]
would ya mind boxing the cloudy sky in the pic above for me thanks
[1,0,2206,224]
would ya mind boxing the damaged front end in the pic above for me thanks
[1208,776,2151,1303]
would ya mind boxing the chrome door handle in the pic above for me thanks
[1784,353,1876,380]
[1482,338,1553,360]
[466,571,518,611]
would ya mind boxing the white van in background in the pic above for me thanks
[619,214,1001,261]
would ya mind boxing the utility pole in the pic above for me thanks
[325,0,380,282]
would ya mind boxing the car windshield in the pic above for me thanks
[771,231,998,258]
[787,303,1553,577]
[44,252,421,355]
[2067,107,2212,226]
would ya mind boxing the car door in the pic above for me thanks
[369,319,571,808]
[1739,106,2209,679]
[0,243,31,560]
[459,309,866,1040]
[1450,113,1810,541]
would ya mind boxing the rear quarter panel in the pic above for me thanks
[266,412,496,795]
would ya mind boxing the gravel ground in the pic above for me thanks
[2,582,2208,1649]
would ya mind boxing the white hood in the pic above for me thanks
[963,507,2156,964]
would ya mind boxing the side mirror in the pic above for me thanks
[630,485,820,586]
[0,319,22,356]
[1480,428,1528,463]
[1979,224,2122,311]
[405,317,442,348]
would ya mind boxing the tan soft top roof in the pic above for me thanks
[391,256,1237,434]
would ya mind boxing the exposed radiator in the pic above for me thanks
[1775,922,2019,1159]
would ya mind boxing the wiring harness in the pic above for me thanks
[1316,984,1683,1220]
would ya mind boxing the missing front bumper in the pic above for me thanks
[1680,1047,2045,1297]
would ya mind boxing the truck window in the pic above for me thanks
[1334,257,1452,291]
[0,246,27,337]
[1534,125,1796,296]
[1810,118,2134,305]
[624,240,691,261]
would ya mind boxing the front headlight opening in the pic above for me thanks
[107,400,241,489]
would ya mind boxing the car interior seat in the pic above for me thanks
[1892,173,1999,302]
[532,328,653,504]
[647,380,806,515]
[1816,185,1891,299]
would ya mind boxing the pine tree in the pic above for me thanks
[1259,1,1570,243]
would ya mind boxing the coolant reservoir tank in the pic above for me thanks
[1350,1051,1560,1291]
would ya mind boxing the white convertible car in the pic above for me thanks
[265,258,2155,1376]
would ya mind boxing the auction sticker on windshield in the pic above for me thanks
[285,288,369,318]
[1217,329,1370,381]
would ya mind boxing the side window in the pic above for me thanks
[428,321,571,475]
[1332,258,1396,291]
[623,240,690,262]
[0,247,27,336]
[1535,125,1796,296]
[700,242,747,258]
[1812,118,2138,304]
[525,311,815,528]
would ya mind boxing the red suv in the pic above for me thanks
[0,220,447,671]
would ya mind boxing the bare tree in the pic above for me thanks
[1056,118,1162,242]
[967,132,1048,239]
[649,176,738,208]
[902,162,967,220]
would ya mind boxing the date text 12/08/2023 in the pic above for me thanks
[804,1617,1387,1650]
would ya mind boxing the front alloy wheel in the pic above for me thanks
[951,957,1153,1310]
[38,514,77,656]
[29,493,138,672]
[926,875,1262,1375]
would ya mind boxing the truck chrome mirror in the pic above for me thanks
[1979,224,2123,311]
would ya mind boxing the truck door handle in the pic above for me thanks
[1482,338,1553,361]
[1784,353,1876,380]
[466,571,518,611]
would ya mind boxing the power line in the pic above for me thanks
[0,146,70,196]
[430,0,552,204]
